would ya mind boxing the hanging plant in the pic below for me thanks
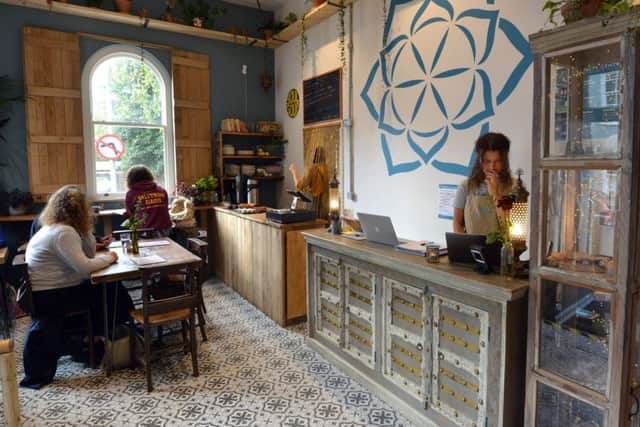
[301,12,308,67]
[338,0,346,72]
[382,0,388,47]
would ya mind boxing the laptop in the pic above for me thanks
[445,232,501,268]
[357,213,401,246]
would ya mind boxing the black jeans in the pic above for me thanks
[20,281,133,389]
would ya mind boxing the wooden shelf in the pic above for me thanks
[273,0,354,43]
[223,155,283,160]
[0,214,37,222]
[218,132,282,137]
[223,176,284,181]
[0,0,281,48]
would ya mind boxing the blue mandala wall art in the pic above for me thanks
[360,0,533,177]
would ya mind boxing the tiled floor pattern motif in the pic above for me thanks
[4,280,415,426]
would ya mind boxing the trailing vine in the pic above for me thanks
[382,0,388,47]
[300,12,307,67]
[338,0,346,73]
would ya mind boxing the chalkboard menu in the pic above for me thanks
[303,68,342,125]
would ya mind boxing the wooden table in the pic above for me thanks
[91,238,201,375]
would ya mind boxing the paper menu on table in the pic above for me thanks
[139,240,170,247]
[130,255,166,266]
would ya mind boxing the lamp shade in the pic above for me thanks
[329,173,340,216]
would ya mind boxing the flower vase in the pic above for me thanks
[500,241,514,277]
[131,230,140,255]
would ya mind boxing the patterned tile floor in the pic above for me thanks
[4,279,415,426]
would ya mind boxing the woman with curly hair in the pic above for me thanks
[21,185,130,389]
[453,132,514,235]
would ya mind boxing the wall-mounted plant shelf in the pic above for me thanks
[0,0,282,48]
[273,0,353,43]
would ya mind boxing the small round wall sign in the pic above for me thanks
[95,134,125,161]
[286,88,300,118]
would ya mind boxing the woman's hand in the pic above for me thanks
[107,251,118,264]
[484,170,499,198]
[96,234,113,251]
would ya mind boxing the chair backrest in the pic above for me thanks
[140,263,200,321]
[11,254,34,315]
[186,238,208,284]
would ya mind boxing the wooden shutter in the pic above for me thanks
[23,27,84,201]
[172,50,212,184]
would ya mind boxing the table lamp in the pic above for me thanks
[510,169,529,262]
[328,172,341,234]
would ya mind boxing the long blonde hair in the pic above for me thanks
[39,185,93,235]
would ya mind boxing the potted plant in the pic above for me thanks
[543,0,634,25]
[175,181,198,200]
[114,0,132,14]
[8,189,33,216]
[175,0,226,29]
[194,175,219,205]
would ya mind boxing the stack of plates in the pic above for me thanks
[237,149,254,156]
[222,145,235,155]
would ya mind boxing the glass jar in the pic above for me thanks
[500,241,514,276]
[426,244,440,263]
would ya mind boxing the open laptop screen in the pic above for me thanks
[357,213,399,246]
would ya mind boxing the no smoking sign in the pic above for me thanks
[95,134,125,161]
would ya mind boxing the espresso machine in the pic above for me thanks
[234,173,247,204]
[266,190,316,224]
[247,179,259,205]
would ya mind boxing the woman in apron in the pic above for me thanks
[453,133,513,235]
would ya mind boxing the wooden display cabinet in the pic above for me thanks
[526,15,640,427]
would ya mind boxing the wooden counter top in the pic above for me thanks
[302,228,528,303]
[213,206,326,230]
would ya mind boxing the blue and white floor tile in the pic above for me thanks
[3,279,415,426]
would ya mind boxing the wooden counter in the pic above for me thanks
[303,229,528,427]
[211,207,325,325]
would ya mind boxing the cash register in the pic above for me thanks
[266,190,316,224]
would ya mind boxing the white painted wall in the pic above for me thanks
[275,0,546,242]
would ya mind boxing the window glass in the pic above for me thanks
[85,48,173,199]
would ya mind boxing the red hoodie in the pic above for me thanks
[125,181,172,231]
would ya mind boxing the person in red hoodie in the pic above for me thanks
[125,165,173,237]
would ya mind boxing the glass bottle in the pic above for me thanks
[500,240,514,276]
[131,229,140,255]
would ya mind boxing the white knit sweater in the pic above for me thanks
[26,224,113,292]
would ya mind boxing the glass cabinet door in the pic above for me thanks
[538,279,611,394]
[544,169,619,283]
[545,43,622,158]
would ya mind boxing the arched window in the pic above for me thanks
[82,45,175,200]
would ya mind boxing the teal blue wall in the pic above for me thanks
[0,1,275,192]
[0,1,276,249]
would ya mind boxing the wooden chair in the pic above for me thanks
[187,237,209,318]
[128,262,200,392]
[11,254,96,368]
